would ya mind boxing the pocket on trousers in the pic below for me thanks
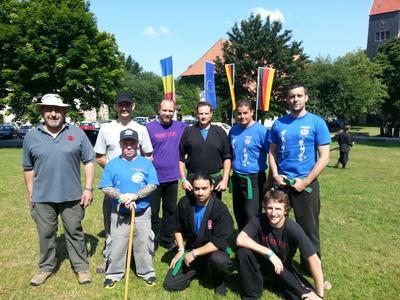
[148,229,155,255]
[30,203,37,222]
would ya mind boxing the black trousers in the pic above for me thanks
[237,248,313,300]
[232,172,266,230]
[151,180,178,246]
[288,180,321,257]
[338,151,349,167]
[164,250,232,291]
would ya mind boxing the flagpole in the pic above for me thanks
[231,64,235,126]
[255,67,260,122]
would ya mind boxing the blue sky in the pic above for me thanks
[89,0,373,77]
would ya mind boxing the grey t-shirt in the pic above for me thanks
[22,124,95,203]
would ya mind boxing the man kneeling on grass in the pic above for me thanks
[99,129,159,288]
[236,190,325,300]
[163,173,233,296]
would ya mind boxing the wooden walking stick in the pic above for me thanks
[124,207,135,300]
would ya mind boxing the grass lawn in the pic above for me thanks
[1,141,399,299]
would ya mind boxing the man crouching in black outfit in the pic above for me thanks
[236,190,324,300]
[163,173,233,296]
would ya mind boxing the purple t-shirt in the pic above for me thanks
[146,120,187,183]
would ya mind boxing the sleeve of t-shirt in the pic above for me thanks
[80,129,95,164]
[145,160,159,185]
[139,127,153,154]
[93,127,107,154]
[179,128,188,162]
[269,121,280,144]
[220,128,232,160]
[242,216,261,241]
[22,133,33,170]
[288,220,316,259]
[315,117,331,146]
[98,163,115,189]
[263,128,271,153]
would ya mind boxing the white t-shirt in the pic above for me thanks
[94,120,153,162]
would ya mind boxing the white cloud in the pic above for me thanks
[142,25,172,37]
[251,7,284,23]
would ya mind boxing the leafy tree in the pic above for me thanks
[121,71,164,117]
[215,13,308,120]
[176,83,200,117]
[305,51,387,122]
[0,0,124,119]
[124,55,142,78]
[375,38,400,121]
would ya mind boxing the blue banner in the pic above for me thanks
[204,61,217,109]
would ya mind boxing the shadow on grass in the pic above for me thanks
[55,233,99,271]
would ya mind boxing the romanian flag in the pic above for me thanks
[160,56,175,101]
[256,67,275,111]
[225,64,236,110]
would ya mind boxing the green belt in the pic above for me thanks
[283,178,313,193]
[171,246,234,276]
[229,172,253,200]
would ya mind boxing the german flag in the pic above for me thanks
[257,67,275,111]
[225,64,236,110]
[160,56,175,101]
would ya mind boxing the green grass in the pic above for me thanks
[349,125,380,137]
[1,142,399,299]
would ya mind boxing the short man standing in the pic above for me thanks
[179,101,231,200]
[335,125,353,168]
[268,82,330,265]
[23,94,95,286]
[146,99,187,250]
[99,129,158,288]
[164,173,233,296]
[94,92,153,273]
[236,190,324,300]
[229,100,270,230]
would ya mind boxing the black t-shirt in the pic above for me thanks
[243,215,316,266]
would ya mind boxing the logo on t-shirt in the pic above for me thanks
[208,219,213,230]
[131,172,144,184]
[66,135,75,142]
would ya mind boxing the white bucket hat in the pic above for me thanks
[36,94,70,107]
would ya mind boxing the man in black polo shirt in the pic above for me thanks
[179,101,231,200]
[23,94,95,286]
[236,189,324,300]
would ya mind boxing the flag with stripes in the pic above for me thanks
[257,67,275,111]
[160,56,175,101]
[225,64,236,110]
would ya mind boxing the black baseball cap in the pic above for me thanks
[115,92,134,104]
[120,129,139,141]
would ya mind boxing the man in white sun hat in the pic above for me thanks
[23,93,95,286]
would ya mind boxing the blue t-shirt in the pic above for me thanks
[194,203,207,234]
[99,155,159,214]
[270,112,331,178]
[229,122,270,174]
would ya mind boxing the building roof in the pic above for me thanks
[370,0,400,16]
[180,39,226,77]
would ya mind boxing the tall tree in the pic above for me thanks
[305,51,387,122]
[0,0,124,118]
[215,13,308,120]
[375,38,400,121]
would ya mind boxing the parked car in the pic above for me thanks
[182,115,197,125]
[148,115,157,122]
[79,121,95,131]
[18,124,33,138]
[212,122,232,135]
[133,116,149,126]
[0,123,20,139]
[99,120,112,128]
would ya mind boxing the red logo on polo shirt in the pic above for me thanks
[208,219,213,230]
[67,135,75,141]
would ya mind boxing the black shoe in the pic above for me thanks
[104,278,117,289]
[144,276,157,286]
